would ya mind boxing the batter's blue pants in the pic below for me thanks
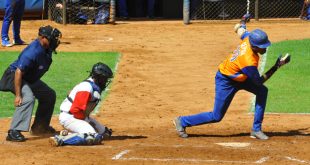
[1,0,25,41]
[180,71,268,132]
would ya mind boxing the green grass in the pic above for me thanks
[261,39,310,113]
[0,51,120,118]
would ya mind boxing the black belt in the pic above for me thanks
[61,110,72,114]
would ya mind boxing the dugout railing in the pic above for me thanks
[183,0,305,24]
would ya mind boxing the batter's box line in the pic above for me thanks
[111,150,270,164]
[285,156,310,164]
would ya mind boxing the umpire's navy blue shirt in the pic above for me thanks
[10,39,53,84]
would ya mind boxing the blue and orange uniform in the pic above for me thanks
[178,27,271,134]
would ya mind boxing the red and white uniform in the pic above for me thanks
[59,78,106,134]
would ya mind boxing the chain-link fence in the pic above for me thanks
[48,0,115,24]
[188,0,304,21]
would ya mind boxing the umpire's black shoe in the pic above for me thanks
[30,125,56,135]
[103,127,113,138]
[6,130,26,142]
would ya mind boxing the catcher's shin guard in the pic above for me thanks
[93,133,104,145]
[54,133,104,146]
[61,133,87,145]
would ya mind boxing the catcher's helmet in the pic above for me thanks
[38,25,62,53]
[249,29,271,49]
[90,62,113,79]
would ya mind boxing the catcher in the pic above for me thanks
[173,14,291,140]
[49,62,113,146]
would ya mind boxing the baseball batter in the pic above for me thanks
[173,15,290,140]
[49,62,113,146]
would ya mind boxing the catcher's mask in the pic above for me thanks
[249,29,271,49]
[90,62,113,91]
[38,25,62,53]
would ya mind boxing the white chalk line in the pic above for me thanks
[93,52,122,115]
[117,156,269,164]
[110,143,251,149]
[216,142,250,148]
[113,153,308,164]
[255,157,270,164]
[111,148,269,164]
[112,150,130,160]
[285,156,310,164]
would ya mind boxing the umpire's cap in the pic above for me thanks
[249,29,271,49]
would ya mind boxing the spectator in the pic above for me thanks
[93,1,111,24]
[0,25,62,142]
[147,0,155,18]
[117,0,129,20]
[135,0,156,18]
[1,0,26,47]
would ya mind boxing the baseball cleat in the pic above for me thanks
[30,125,56,135]
[173,117,188,138]
[6,129,26,142]
[49,136,63,147]
[13,38,26,45]
[103,127,112,138]
[1,39,13,47]
[250,131,269,140]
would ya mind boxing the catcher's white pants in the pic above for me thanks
[59,112,106,134]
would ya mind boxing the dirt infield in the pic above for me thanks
[0,19,310,164]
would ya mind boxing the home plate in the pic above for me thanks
[215,142,250,148]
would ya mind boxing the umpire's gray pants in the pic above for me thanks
[11,80,56,131]
[0,68,56,132]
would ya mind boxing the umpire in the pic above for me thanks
[0,25,62,142]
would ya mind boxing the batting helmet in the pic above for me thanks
[38,25,62,53]
[90,62,113,79]
[249,29,271,49]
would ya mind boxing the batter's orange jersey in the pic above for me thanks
[218,37,259,82]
